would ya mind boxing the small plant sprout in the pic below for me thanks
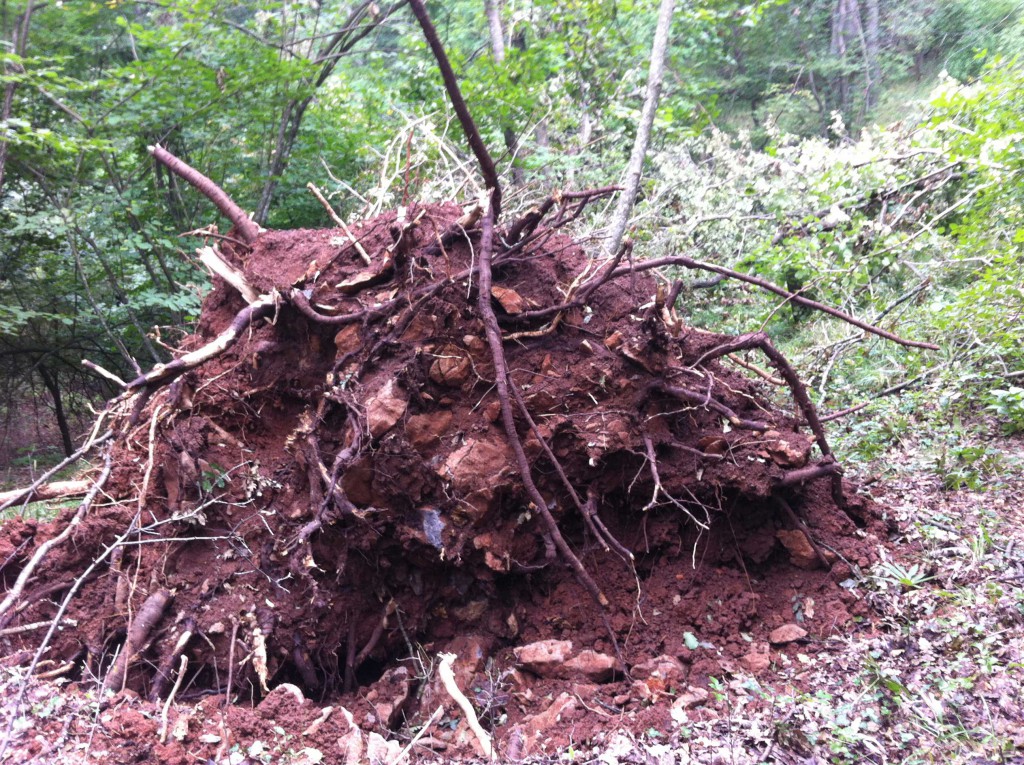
[873,560,935,591]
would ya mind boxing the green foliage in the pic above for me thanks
[873,560,935,591]
[986,386,1024,434]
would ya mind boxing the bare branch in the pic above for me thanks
[407,0,502,216]
[615,254,939,350]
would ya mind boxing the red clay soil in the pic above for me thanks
[0,201,884,762]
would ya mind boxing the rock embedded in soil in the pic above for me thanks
[511,691,579,758]
[769,623,809,644]
[562,649,621,682]
[631,654,688,697]
[739,642,772,673]
[671,686,711,711]
[514,639,574,677]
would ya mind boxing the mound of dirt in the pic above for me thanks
[0,198,884,762]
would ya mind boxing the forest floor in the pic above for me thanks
[0,432,1021,765]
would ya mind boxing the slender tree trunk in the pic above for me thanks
[605,0,675,257]
[485,0,525,186]
[830,0,852,117]
[485,0,505,59]
[253,1,398,225]
[0,1,35,192]
[831,0,871,124]
[37,366,74,457]
[864,0,881,113]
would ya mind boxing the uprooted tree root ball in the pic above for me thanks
[0,164,895,760]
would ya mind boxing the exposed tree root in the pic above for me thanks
[0,448,112,622]
[0,77,917,747]
[106,588,174,692]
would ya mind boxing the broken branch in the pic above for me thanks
[613,254,939,350]
[197,246,260,304]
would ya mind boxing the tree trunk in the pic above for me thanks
[485,0,505,59]
[831,0,871,125]
[0,1,35,192]
[864,0,881,114]
[37,366,74,457]
[830,0,852,118]
[605,0,675,257]
[485,0,525,186]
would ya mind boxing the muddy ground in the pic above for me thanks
[0,200,890,763]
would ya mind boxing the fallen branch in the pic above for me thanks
[818,369,936,423]
[0,480,91,509]
[0,448,113,623]
[0,430,112,515]
[613,254,939,350]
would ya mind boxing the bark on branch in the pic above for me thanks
[407,0,502,216]
[149,145,260,244]
[0,480,91,508]
[126,294,277,390]
[614,254,939,350]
